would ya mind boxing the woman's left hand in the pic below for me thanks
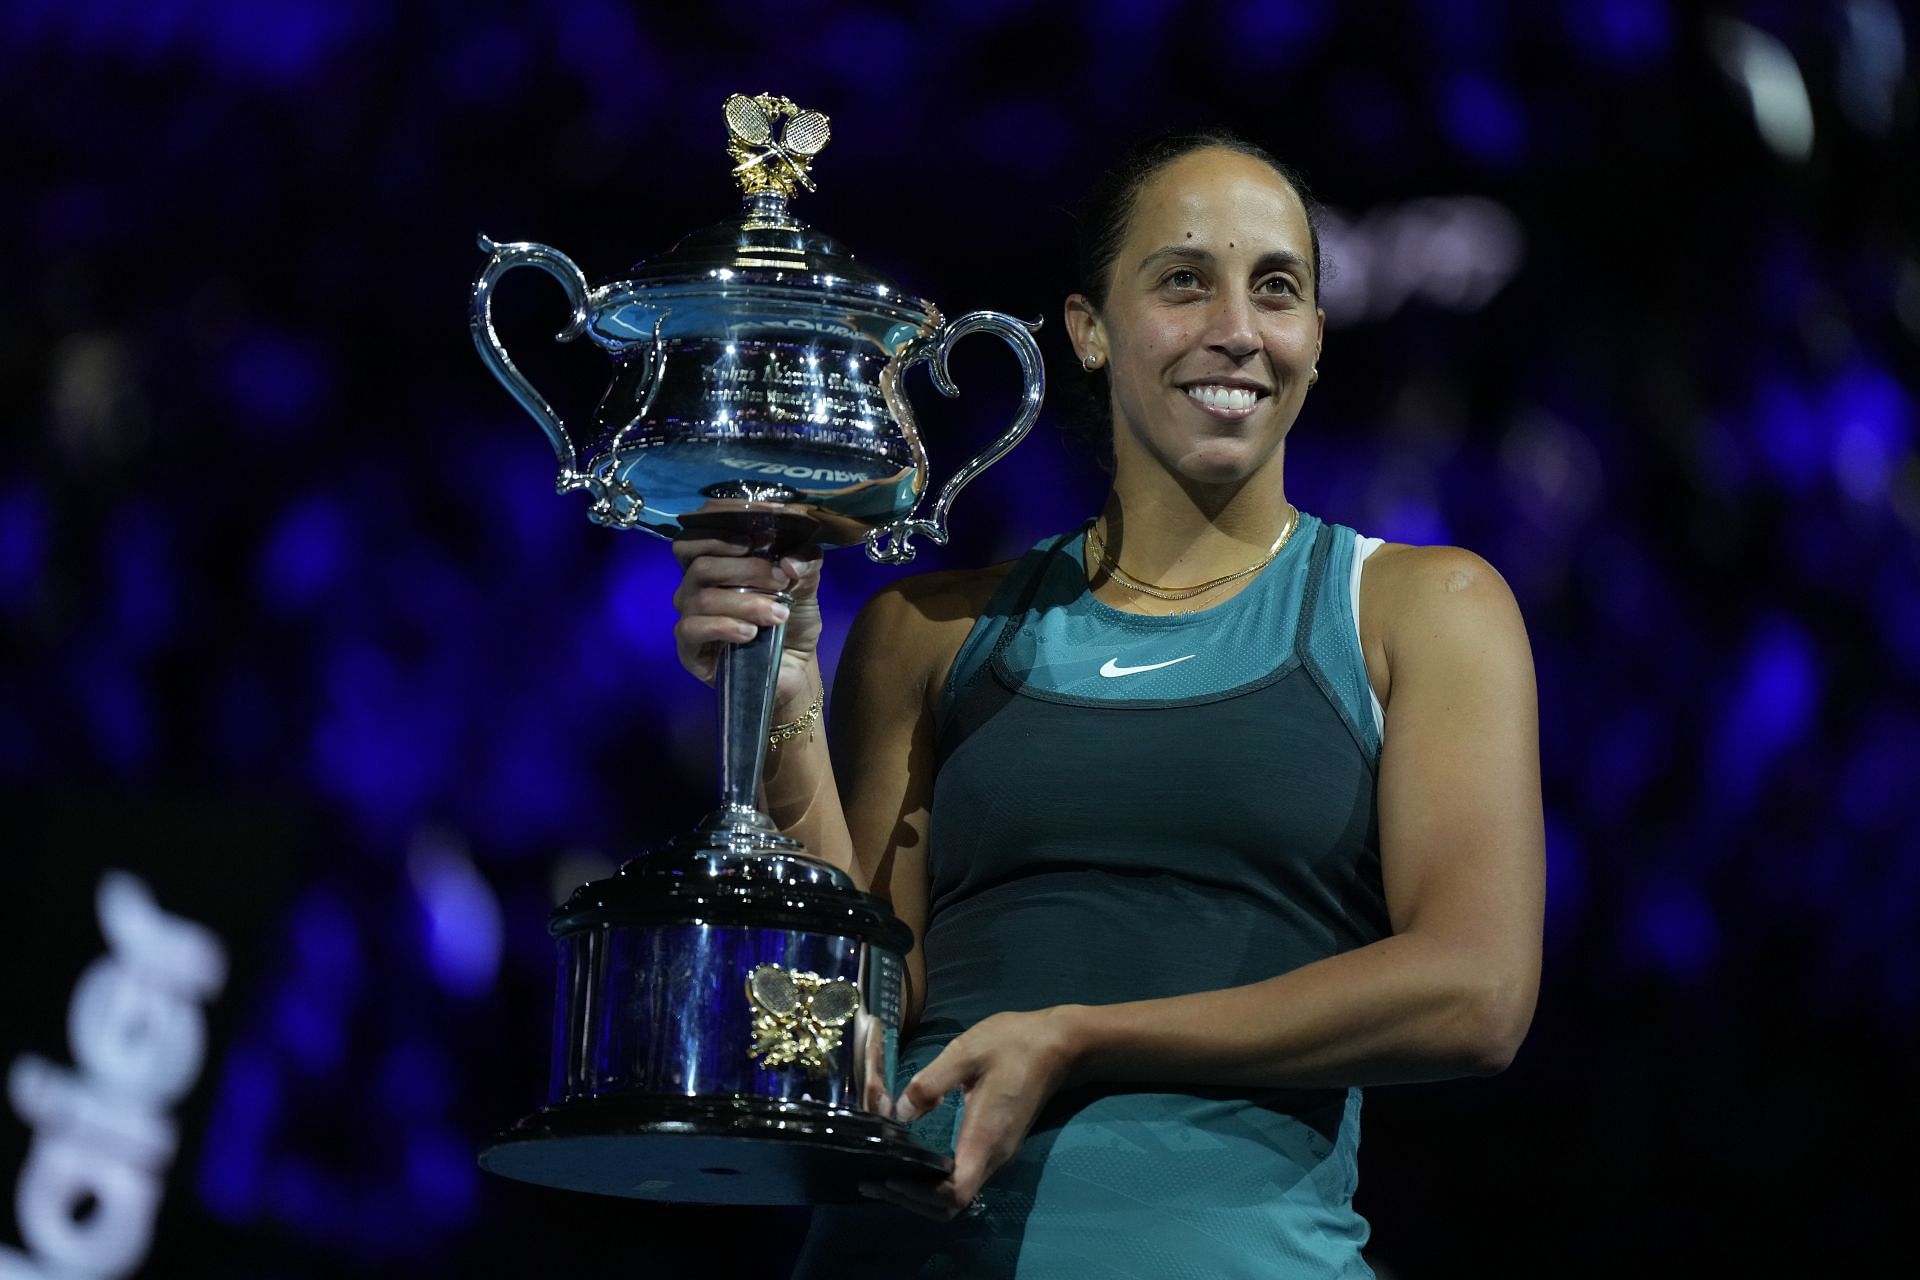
[860,1006,1084,1221]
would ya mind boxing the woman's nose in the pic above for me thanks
[1204,290,1259,359]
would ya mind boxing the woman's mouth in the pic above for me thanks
[1183,384,1264,419]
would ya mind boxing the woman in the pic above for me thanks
[672,131,1544,1278]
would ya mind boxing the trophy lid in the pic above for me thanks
[621,93,934,317]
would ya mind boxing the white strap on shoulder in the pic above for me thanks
[1350,536,1387,740]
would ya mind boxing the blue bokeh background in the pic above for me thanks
[2,1,1915,1275]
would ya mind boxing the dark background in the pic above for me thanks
[3,1,1916,1276]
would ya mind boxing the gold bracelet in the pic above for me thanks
[767,687,824,747]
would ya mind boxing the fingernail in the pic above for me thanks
[893,1100,919,1123]
[770,602,790,622]
[771,567,791,587]
[857,1182,881,1199]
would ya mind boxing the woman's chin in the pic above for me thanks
[1171,440,1279,487]
[1112,420,1288,491]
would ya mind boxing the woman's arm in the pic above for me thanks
[819,569,1006,1025]
[873,545,1543,1218]
[757,648,858,877]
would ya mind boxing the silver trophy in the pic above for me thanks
[469,93,1044,1204]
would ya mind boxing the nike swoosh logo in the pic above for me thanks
[1099,655,1198,678]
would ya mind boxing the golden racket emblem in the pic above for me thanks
[724,93,831,195]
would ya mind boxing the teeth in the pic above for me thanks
[1186,385,1258,411]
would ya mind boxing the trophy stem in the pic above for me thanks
[704,513,802,835]
[714,590,789,827]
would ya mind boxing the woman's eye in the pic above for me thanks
[1257,276,1298,297]
[1164,268,1202,290]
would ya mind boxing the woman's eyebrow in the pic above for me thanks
[1135,245,1213,274]
[1251,249,1312,279]
[1135,245,1312,280]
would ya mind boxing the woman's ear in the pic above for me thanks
[1064,294,1104,368]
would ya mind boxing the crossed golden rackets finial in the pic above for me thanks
[725,92,832,197]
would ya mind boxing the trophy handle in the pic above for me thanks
[469,235,595,487]
[864,311,1046,564]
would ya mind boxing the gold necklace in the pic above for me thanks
[1086,506,1300,602]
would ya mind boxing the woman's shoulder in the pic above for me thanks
[847,560,1025,713]
[859,559,1018,632]
[849,527,1085,691]
[858,524,1085,635]
[1361,542,1515,614]
[1358,541,1528,705]
[846,559,1021,696]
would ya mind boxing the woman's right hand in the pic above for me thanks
[670,535,824,711]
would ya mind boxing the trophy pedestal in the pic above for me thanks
[480,1094,949,1204]
[480,815,951,1205]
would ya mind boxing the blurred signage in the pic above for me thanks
[0,798,294,1279]
[1320,196,1526,325]
[2,874,226,1279]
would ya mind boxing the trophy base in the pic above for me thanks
[479,1094,952,1205]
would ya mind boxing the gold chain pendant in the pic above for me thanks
[1087,506,1298,601]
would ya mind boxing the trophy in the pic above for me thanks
[468,93,1044,1204]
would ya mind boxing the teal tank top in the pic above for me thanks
[793,513,1388,1279]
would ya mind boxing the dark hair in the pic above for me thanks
[1062,129,1326,465]
[1073,128,1324,309]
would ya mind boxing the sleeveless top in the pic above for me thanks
[792,513,1389,1280]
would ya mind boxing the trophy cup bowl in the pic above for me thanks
[468,94,1044,1205]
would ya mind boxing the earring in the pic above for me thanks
[1307,368,1319,387]
[1083,354,1101,370]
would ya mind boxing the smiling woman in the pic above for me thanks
[1067,143,1323,552]
[671,129,1544,1279]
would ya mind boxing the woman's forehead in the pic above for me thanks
[1126,149,1311,256]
